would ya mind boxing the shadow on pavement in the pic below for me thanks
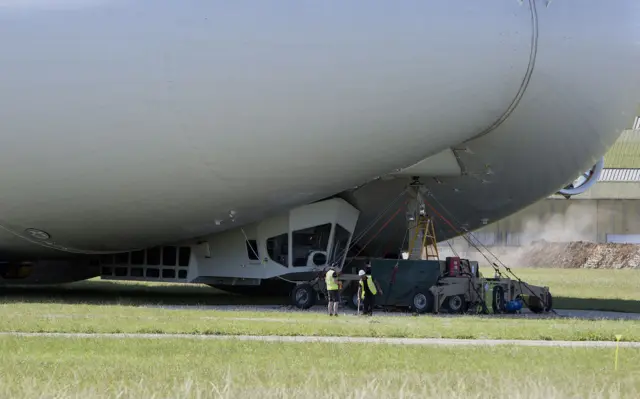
[0,279,289,307]
[553,297,640,314]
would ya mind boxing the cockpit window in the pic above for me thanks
[266,233,289,267]
[291,223,331,267]
[330,224,351,266]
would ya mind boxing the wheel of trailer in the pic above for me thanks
[411,291,433,314]
[346,288,360,310]
[526,295,544,314]
[544,292,553,312]
[492,286,506,314]
[339,282,358,310]
[290,283,316,309]
[444,295,467,314]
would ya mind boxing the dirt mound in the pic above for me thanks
[517,240,640,269]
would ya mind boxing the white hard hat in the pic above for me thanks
[358,270,366,276]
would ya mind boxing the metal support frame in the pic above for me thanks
[407,214,440,261]
[430,274,551,314]
[292,179,553,315]
[406,181,439,261]
[486,277,551,311]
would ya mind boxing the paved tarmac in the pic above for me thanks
[146,304,640,321]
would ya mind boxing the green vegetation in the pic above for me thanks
[1,301,639,342]
[1,269,639,397]
[6,267,640,311]
[1,336,638,398]
[603,128,640,168]
[0,267,638,342]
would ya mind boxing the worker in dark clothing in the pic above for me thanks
[365,263,382,294]
[357,269,382,316]
[364,262,372,276]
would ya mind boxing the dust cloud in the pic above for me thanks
[518,203,598,245]
[437,203,640,269]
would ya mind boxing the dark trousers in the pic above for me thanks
[363,294,374,315]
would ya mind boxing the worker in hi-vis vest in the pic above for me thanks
[357,268,382,316]
[325,268,340,316]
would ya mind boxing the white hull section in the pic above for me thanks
[0,0,543,254]
[98,198,358,285]
[0,0,637,257]
[0,1,638,288]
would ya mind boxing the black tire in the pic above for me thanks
[492,286,506,314]
[290,283,316,309]
[444,294,467,314]
[526,295,544,313]
[544,292,553,312]
[411,291,434,314]
[345,287,360,310]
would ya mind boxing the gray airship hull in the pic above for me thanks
[0,0,638,261]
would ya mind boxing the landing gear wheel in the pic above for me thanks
[411,291,433,314]
[492,286,506,314]
[290,283,316,309]
[444,294,467,314]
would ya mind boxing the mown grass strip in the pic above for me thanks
[1,302,639,342]
[1,336,639,399]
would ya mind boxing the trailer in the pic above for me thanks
[430,273,553,314]
[289,183,552,315]
[290,256,553,315]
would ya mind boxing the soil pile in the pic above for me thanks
[517,240,640,269]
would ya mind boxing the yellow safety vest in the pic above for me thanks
[325,270,339,291]
[359,275,377,299]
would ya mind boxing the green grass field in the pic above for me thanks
[1,268,640,398]
[4,267,640,311]
[0,268,639,342]
[1,337,638,398]
[1,301,640,341]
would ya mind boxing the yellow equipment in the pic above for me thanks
[407,214,440,261]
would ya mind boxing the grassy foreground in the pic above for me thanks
[0,268,639,342]
[0,268,640,341]
[0,302,638,342]
[5,267,640,312]
[2,336,639,399]
[3,267,639,311]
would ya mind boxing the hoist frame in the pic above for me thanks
[406,214,440,261]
